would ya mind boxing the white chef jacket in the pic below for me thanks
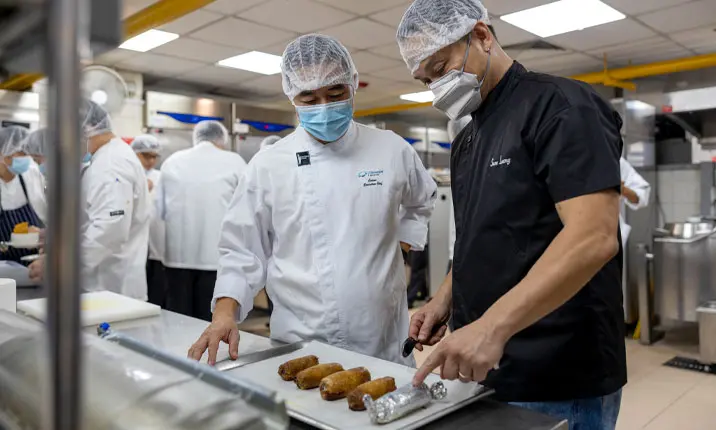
[157,142,247,270]
[0,164,47,224]
[213,122,437,366]
[81,138,150,299]
[145,168,165,262]
[619,158,651,248]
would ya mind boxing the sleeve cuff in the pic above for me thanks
[399,218,429,251]
[211,277,255,323]
[624,188,649,211]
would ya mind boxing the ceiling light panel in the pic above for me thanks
[500,0,626,38]
[400,91,434,103]
[217,51,283,75]
[119,29,179,52]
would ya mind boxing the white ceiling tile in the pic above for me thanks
[241,74,285,94]
[123,0,157,18]
[239,0,355,33]
[369,4,410,27]
[314,0,410,15]
[190,18,297,49]
[370,65,418,83]
[202,0,264,15]
[522,53,602,75]
[93,49,137,66]
[507,48,571,62]
[603,0,694,15]
[670,26,716,53]
[153,38,242,63]
[608,49,693,67]
[638,0,716,33]
[117,54,206,77]
[492,18,540,46]
[586,36,688,64]
[546,18,657,51]
[351,51,403,73]
[481,0,552,16]
[178,65,260,85]
[321,18,397,49]
[368,43,404,61]
[158,10,223,35]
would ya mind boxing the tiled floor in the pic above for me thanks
[239,315,716,430]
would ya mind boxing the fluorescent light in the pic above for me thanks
[119,29,179,52]
[217,51,282,75]
[90,90,108,106]
[400,91,434,103]
[500,0,626,38]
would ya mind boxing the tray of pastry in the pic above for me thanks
[223,341,493,430]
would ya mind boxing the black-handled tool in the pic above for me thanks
[401,315,450,357]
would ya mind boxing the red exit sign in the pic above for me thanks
[662,105,673,113]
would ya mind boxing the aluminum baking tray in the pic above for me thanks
[222,341,493,430]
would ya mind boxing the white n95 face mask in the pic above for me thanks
[429,34,491,121]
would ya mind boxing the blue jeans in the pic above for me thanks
[510,389,622,430]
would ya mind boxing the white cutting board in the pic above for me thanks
[17,291,161,326]
[226,341,490,430]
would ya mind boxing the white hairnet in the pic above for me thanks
[81,99,113,138]
[397,0,490,73]
[131,134,161,153]
[281,34,359,101]
[0,126,30,157]
[193,120,229,147]
[447,116,473,141]
[260,135,281,149]
[23,128,49,156]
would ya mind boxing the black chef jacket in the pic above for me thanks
[451,62,626,402]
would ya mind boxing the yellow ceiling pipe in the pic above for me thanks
[355,52,716,117]
[0,0,216,91]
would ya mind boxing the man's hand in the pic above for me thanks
[147,179,154,192]
[413,318,505,385]
[187,298,240,365]
[409,291,450,352]
[28,256,44,283]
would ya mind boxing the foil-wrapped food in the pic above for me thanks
[363,381,447,424]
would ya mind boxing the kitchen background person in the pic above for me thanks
[397,1,626,429]
[131,134,167,307]
[0,126,46,264]
[22,128,49,176]
[619,157,651,248]
[188,34,437,366]
[156,120,247,321]
[80,100,150,299]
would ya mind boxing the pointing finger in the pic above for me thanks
[413,348,445,386]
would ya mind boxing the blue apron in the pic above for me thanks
[0,174,44,263]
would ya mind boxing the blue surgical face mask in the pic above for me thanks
[8,156,31,175]
[82,152,92,163]
[39,163,47,176]
[295,99,353,142]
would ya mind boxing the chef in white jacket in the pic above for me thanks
[131,135,166,306]
[157,121,247,321]
[188,34,437,366]
[80,101,150,299]
[619,157,651,248]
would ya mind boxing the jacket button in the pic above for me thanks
[467,136,472,143]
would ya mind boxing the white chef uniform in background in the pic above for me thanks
[209,34,437,366]
[157,120,247,321]
[81,101,150,300]
[619,157,651,247]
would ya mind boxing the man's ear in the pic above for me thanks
[471,22,494,52]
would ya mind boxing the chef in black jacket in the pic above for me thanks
[396,1,626,429]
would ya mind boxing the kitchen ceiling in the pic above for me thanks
[94,0,716,112]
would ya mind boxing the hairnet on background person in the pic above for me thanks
[281,34,359,101]
[193,120,229,147]
[447,116,473,142]
[260,135,281,149]
[81,99,113,138]
[0,126,30,157]
[23,128,49,156]
[396,0,490,73]
[131,134,161,153]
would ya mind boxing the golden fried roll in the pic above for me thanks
[295,363,344,390]
[346,377,397,411]
[278,355,319,381]
[319,367,371,401]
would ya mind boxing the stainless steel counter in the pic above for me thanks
[13,290,567,430]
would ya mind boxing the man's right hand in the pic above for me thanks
[409,292,451,351]
[187,307,240,366]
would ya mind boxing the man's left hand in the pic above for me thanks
[413,317,506,386]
